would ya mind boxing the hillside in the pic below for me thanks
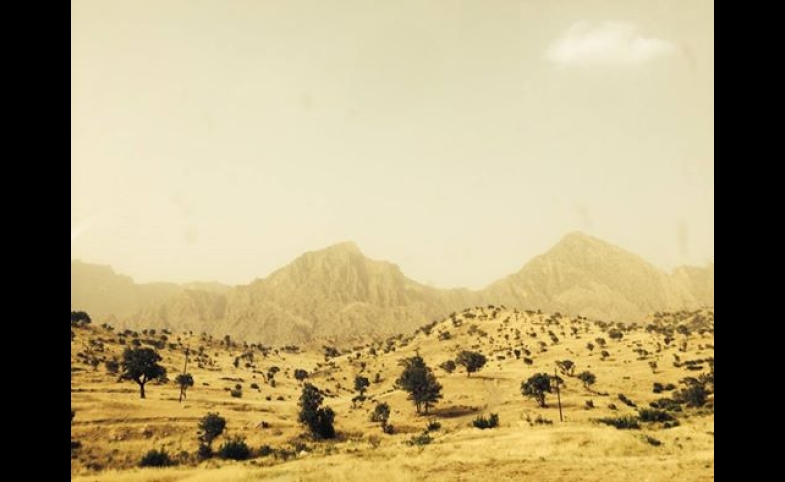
[73,233,714,344]
[70,305,715,481]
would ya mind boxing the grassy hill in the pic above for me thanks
[71,306,714,481]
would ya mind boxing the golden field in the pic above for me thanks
[71,306,714,481]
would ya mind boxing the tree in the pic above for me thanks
[294,368,309,383]
[577,371,596,390]
[354,376,370,396]
[298,383,336,439]
[120,347,166,399]
[556,359,575,376]
[395,355,442,414]
[176,373,194,399]
[370,402,391,431]
[198,412,226,447]
[608,328,624,341]
[521,373,552,407]
[70,311,91,327]
[455,351,487,377]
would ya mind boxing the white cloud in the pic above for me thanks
[546,21,678,66]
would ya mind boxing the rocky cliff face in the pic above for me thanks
[72,234,713,344]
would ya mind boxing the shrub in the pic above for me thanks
[105,360,119,374]
[139,448,174,467]
[439,360,456,373]
[258,445,274,457]
[618,394,636,407]
[638,408,676,423]
[217,436,251,460]
[472,413,499,429]
[230,388,242,398]
[407,432,432,446]
[250,383,260,390]
[426,419,441,432]
[643,435,662,446]
[649,398,682,412]
[197,443,213,460]
[597,416,640,430]
[525,414,553,426]
[674,384,708,407]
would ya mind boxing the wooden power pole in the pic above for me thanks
[554,368,564,422]
[179,347,190,403]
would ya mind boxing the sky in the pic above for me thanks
[71,0,714,289]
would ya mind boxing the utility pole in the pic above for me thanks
[554,368,563,422]
[179,347,190,403]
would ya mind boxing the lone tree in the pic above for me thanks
[395,355,443,415]
[197,412,226,456]
[120,347,167,399]
[577,371,596,390]
[354,376,370,396]
[556,360,575,376]
[521,373,553,407]
[298,383,336,439]
[176,373,194,400]
[294,368,309,383]
[455,350,487,377]
[70,311,91,327]
[370,402,391,431]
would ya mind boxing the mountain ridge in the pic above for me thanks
[71,233,713,344]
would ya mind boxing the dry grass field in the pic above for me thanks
[71,306,714,481]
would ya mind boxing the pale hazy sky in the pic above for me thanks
[71,0,714,289]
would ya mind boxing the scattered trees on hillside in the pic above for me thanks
[298,383,336,439]
[120,347,166,399]
[455,350,487,377]
[395,355,443,415]
[521,373,553,407]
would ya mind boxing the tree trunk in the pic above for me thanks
[139,382,146,399]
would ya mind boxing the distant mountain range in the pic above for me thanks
[71,232,713,344]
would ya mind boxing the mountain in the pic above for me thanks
[671,262,714,307]
[72,233,714,344]
[128,242,478,343]
[70,260,230,319]
[484,232,702,322]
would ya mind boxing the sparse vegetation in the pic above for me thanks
[472,413,499,429]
